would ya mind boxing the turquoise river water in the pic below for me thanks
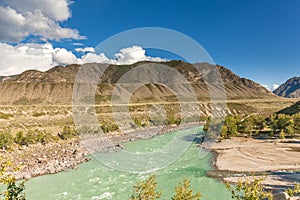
[25,127,231,199]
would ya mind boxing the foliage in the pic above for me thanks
[293,113,300,133]
[225,176,273,200]
[0,131,13,149]
[58,126,78,140]
[286,183,300,197]
[270,114,292,135]
[172,178,201,200]
[100,123,119,134]
[0,156,26,200]
[131,175,161,200]
[238,117,254,135]
[221,116,238,139]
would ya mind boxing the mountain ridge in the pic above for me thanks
[0,60,275,104]
[273,77,300,98]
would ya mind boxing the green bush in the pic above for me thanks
[1,156,26,200]
[225,176,273,200]
[100,123,119,134]
[58,126,78,140]
[131,175,161,200]
[0,131,13,149]
[172,178,201,200]
[14,131,26,145]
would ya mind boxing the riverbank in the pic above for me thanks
[1,122,202,180]
[207,137,300,191]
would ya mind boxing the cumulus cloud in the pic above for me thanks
[0,0,84,42]
[75,47,95,53]
[0,44,167,76]
[78,46,167,65]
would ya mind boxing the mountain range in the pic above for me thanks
[0,60,276,104]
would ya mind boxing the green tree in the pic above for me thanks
[131,175,161,200]
[238,117,254,135]
[172,178,201,200]
[271,114,292,135]
[252,115,266,131]
[293,113,300,134]
[225,176,273,200]
[220,116,238,139]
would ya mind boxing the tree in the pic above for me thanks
[131,175,161,200]
[0,156,26,200]
[172,178,201,200]
[271,114,292,134]
[252,115,266,131]
[220,116,238,139]
[293,113,300,134]
[225,176,273,200]
[238,117,254,135]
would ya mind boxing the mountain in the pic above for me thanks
[273,77,300,98]
[277,101,300,115]
[0,60,275,104]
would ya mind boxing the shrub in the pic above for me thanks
[0,131,13,149]
[0,156,26,200]
[100,123,119,134]
[286,183,300,197]
[172,178,201,200]
[14,131,26,145]
[131,175,161,200]
[225,176,273,200]
[58,126,78,140]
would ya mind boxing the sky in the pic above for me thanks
[0,0,299,91]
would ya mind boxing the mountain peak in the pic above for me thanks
[273,77,300,98]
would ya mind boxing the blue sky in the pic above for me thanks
[0,0,299,90]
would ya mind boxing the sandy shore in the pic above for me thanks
[209,137,300,191]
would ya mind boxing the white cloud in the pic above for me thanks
[2,0,71,21]
[79,53,110,64]
[73,42,84,46]
[113,46,166,65]
[262,84,280,91]
[0,0,84,42]
[52,48,78,65]
[75,47,95,53]
[0,44,167,76]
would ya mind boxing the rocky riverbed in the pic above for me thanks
[1,139,89,180]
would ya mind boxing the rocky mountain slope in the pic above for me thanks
[273,77,300,98]
[0,61,275,104]
[277,101,300,115]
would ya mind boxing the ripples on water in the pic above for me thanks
[25,127,231,200]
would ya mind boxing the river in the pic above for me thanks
[25,127,231,199]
